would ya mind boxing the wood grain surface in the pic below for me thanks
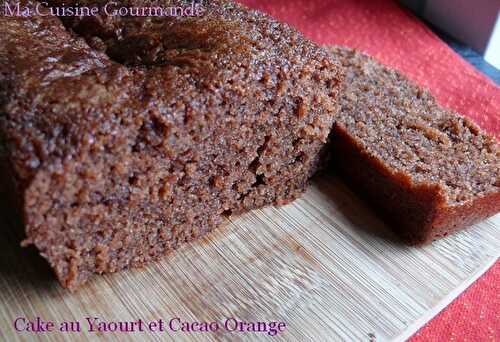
[1,175,499,342]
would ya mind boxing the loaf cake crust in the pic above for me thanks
[328,46,499,244]
[0,0,342,289]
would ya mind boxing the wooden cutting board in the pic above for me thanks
[1,174,499,342]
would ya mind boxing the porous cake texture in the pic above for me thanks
[329,46,499,244]
[0,0,342,289]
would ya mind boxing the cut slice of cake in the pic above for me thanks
[328,46,499,244]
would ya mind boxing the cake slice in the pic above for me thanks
[328,46,499,244]
[0,0,342,290]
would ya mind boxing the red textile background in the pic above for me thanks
[239,0,500,340]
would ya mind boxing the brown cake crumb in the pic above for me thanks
[0,0,342,290]
[328,46,499,244]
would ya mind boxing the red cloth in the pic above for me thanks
[239,0,500,339]
[412,261,499,341]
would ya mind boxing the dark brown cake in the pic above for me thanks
[328,46,500,244]
[0,0,342,290]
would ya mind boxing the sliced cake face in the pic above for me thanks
[328,46,499,243]
[0,0,342,289]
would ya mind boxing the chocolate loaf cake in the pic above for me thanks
[0,0,342,290]
[328,46,499,244]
